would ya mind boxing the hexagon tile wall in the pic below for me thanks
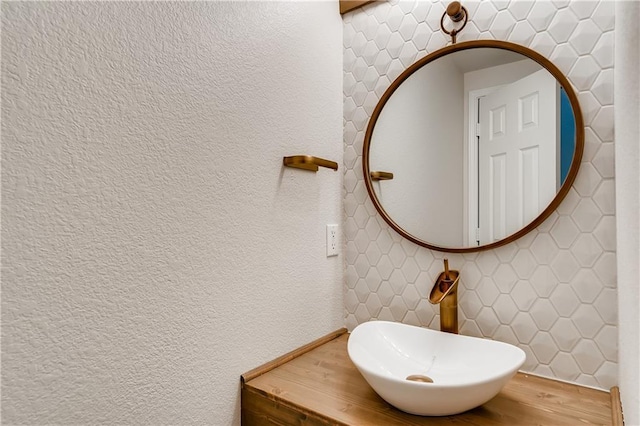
[342,0,616,390]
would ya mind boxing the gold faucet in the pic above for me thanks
[429,259,460,334]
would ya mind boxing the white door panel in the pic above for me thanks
[479,69,559,245]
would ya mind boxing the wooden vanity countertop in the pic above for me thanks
[242,331,616,425]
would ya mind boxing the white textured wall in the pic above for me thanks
[1,2,343,424]
[614,1,640,423]
[343,0,617,390]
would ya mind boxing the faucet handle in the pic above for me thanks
[443,258,451,280]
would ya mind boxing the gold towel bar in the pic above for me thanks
[371,171,394,181]
[283,155,338,172]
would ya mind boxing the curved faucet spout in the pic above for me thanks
[429,259,460,334]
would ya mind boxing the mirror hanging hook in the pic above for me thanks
[450,29,458,44]
[440,1,468,44]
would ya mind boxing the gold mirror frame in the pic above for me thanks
[363,40,584,253]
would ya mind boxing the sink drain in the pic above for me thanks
[406,374,434,383]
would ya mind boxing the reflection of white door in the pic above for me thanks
[478,69,559,245]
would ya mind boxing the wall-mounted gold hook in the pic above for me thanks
[283,155,338,172]
[440,1,468,44]
[370,171,394,181]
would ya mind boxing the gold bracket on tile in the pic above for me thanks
[440,1,468,44]
[370,171,394,181]
[283,155,338,172]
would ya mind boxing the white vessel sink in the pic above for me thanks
[347,320,526,416]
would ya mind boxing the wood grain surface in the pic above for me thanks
[242,333,613,425]
[610,386,623,426]
[241,328,347,384]
[339,0,376,14]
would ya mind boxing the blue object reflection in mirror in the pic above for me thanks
[560,88,575,185]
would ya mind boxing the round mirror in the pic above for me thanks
[364,40,584,253]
